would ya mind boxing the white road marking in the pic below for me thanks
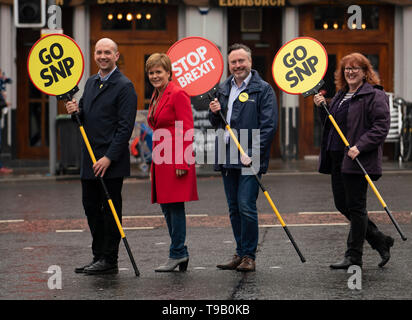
[299,211,386,215]
[298,212,340,215]
[260,223,348,227]
[0,219,24,223]
[123,226,154,230]
[123,214,208,219]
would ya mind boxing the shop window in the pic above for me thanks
[144,54,154,110]
[314,5,379,30]
[365,54,379,75]
[102,5,166,31]
[241,8,262,32]
[29,81,41,99]
[314,54,336,148]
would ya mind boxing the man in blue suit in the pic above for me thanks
[66,38,137,275]
[209,43,278,272]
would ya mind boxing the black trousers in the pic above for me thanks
[81,177,123,264]
[329,151,386,260]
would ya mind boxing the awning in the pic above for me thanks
[1,0,410,6]
[82,0,180,5]
[209,0,286,6]
[288,0,412,5]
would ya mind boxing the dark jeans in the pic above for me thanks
[81,177,123,264]
[222,169,260,260]
[330,151,386,260]
[160,202,188,259]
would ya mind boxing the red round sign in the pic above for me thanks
[167,37,224,97]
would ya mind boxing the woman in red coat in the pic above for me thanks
[146,53,198,272]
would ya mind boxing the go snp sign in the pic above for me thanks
[272,37,328,95]
[167,37,224,97]
[27,34,84,96]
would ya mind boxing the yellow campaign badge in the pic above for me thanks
[272,37,328,95]
[239,92,249,102]
[27,34,84,97]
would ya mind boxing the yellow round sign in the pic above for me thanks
[272,37,328,95]
[27,34,84,96]
[239,92,249,102]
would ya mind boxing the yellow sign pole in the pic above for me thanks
[209,93,306,263]
[311,94,407,241]
[272,36,407,242]
[27,34,141,275]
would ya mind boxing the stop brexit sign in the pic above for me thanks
[167,37,224,97]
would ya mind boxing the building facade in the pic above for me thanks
[0,0,411,165]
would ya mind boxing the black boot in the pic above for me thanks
[84,259,118,275]
[330,256,362,269]
[377,236,394,268]
[75,258,100,274]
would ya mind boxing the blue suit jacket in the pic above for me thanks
[209,70,278,174]
[75,68,137,179]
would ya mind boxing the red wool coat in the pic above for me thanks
[148,81,199,204]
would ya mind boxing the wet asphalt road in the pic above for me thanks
[0,171,411,309]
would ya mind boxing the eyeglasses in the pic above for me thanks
[344,67,362,73]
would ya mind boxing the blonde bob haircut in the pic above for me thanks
[145,53,173,81]
[334,52,380,91]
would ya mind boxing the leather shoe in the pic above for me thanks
[236,256,256,272]
[155,257,189,272]
[216,254,242,270]
[329,257,362,269]
[74,260,97,274]
[377,236,394,268]
[84,259,118,275]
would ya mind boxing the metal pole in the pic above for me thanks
[209,93,306,262]
[49,96,57,175]
[47,0,58,176]
[319,101,407,241]
[73,111,140,276]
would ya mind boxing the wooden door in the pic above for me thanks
[90,44,171,110]
[228,7,282,158]
[16,29,50,159]
[89,4,178,110]
[298,4,394,158]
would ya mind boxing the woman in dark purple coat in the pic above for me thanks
[314,52,394,269]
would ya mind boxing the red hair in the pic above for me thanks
[334,52,380,91]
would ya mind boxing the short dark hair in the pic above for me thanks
[228,43,252,58]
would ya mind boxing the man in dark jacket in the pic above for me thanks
[66,38,137,275]
[209,43,277,272]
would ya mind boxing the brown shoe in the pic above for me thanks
[236,256,256,272]
[216,254,242,270]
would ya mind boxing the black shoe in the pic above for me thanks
[330,257,362,269]
[377,236,394,268]
[74,260,98,274]
[84,259,118,275]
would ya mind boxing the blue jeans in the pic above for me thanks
[222,169,260,260]
[160,202,188,259]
